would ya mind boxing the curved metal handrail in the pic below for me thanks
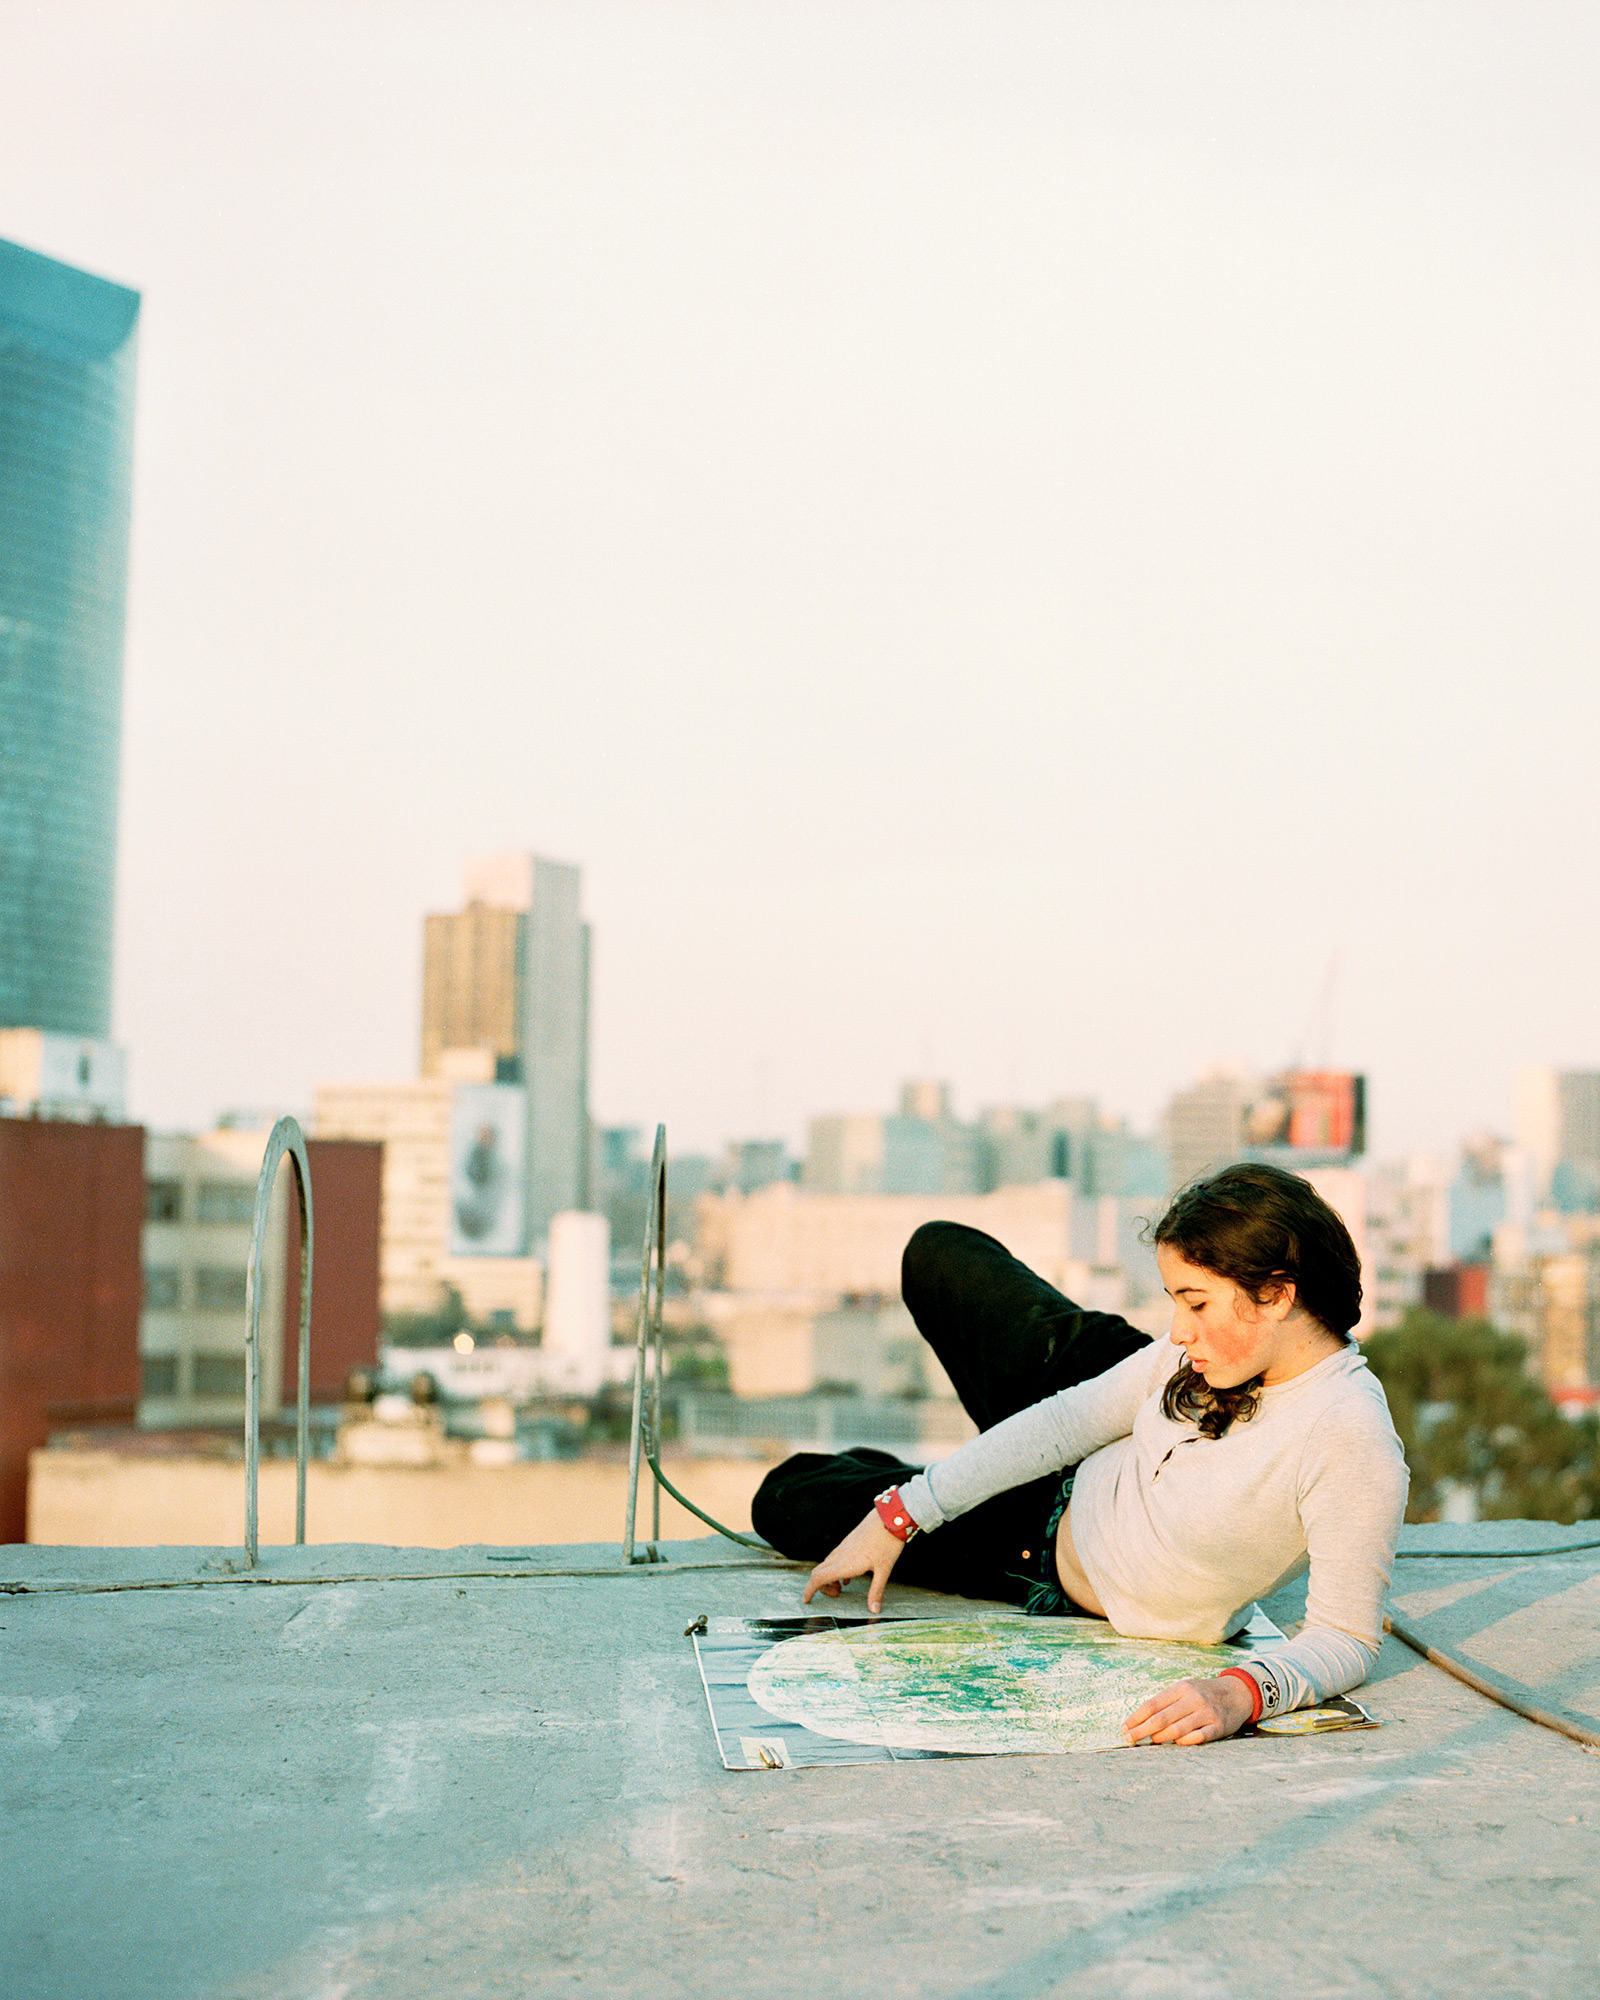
[620,1126,769,1561]
[244,1117,314,1568]
[622,1125,667,1564]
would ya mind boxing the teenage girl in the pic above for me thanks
[751,1163,1408,1746]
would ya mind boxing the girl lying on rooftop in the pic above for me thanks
[751,1161,1408,1746]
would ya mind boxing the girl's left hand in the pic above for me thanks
[1123,1674,1255,1747]
[801,1511,907,1614]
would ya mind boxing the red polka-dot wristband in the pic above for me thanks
[873,1487,919,1542]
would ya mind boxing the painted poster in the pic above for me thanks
[448,1082,527,1256]
[693,1612,1289,1771]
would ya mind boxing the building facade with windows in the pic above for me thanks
[0,238,139,1041]
[1516,1067,1600,1213]
[0,1115,141,1540]
[419,852,591,1247]
[139,1127,383,1426]
[139,1130,292,1423]
[313,1073,544,1332]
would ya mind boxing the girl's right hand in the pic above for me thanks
[801,1511,907,1614]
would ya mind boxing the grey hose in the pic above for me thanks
[1384,1607,1600,1751]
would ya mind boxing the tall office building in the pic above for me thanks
[1516,1067,1600,1212]
[1161,1071,1250,1191]
[419,903,520,1075]
[420,853,591,1244]
[0,239,139,1040]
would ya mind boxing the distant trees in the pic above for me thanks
[382,1283,471,1348]
[665,1343,730,1390]
[1363,1308,1600,1525]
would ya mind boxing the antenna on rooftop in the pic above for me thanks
[1292,948,1341,1070]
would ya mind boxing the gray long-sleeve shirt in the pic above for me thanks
[898,1339,1409,1715]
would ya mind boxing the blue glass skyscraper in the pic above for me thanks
[0,238,138,1039]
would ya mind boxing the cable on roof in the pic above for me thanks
[1383,1609,1600,1751]
[0,1552,805,1596]
[643,1445,771,1552]
[1400,1534,1600,1558]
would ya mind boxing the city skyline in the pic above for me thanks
[2,5,1596,1159]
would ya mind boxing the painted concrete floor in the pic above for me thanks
[2,1523,1598,2000]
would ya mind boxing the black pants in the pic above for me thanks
[750,1220,1150,1606]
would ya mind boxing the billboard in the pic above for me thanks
[1243,1071,1366,1164]
[448,1083,527,1257]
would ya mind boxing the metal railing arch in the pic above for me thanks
[621,1123,766,1563]
[244,1116,314,1568]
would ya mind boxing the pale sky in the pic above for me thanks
[4,1,1597,1156]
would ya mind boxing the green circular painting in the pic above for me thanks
[747,1618,1241,1755]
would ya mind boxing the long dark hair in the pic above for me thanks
[1148,1162,1361,1439]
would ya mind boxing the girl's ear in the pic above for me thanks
[1261,1278,1297,1323]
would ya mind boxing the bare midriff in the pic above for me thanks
[1054,1499,1107,1618]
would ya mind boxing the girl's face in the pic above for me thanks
[1154,1244,1299,1388]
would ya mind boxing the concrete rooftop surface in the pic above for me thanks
[3,1522,1599,2000]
